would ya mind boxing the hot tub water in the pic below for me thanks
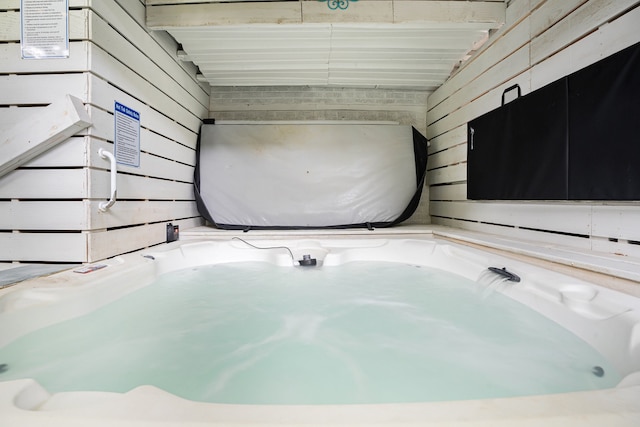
[0,261,620,404]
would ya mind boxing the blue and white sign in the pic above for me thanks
[114,102,140,167]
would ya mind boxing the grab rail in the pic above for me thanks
[98,148,117,212]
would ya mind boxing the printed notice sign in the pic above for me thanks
[114,102,141,168]
[20,0,69,59]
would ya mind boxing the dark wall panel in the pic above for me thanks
[467,78,568,200]
[467,41,640,201]
[568,42,640,200]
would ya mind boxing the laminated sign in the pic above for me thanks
[20,0,69,59]
[114,102,140,168]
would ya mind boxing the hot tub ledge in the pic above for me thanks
[3,379,51,410]
[618,371,640,388]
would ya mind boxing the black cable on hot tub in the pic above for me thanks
[231,237,296,265]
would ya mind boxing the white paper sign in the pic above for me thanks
[20,0,69,59]
[114,102,141,167]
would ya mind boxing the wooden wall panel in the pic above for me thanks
[425,0,640,257]
[0,0,207,263]
[90,46,202,132]
[88,103,196,165]
[88,201,200,230]
[89,76,199,148]
[87,217,202,262]
[0,233,87,263]
[20,137,89,168]
[115,0,204,87]
[430,201,593,236]
[89,171,195,201]
[433,216,593,250]
[0,169,89,199]
[89,5,209,108]
[0,201,88,230]
[427,163,466,186]
[0,9,88,41]
[430,183,467,202]
[0,42,89,73]
[0,74,89,105]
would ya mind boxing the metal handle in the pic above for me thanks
[501,84,521,105]
[469,126,475,150]
[98,148,117,212]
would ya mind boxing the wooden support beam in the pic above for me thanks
[0,95,92,178]
[146,1,303,29]
[394,1,505,27]
[146,1,505,29]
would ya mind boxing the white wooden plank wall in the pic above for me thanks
[0,0,208,263]
[425,0,640,258]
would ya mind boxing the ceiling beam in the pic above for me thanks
[146,1,505,30]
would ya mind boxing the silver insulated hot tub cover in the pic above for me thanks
[194,121,428,230]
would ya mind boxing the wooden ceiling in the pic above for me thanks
[146,1,505,90]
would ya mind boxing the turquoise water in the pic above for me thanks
[0,262,620,404]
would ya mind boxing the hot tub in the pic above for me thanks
[1,233,639,426]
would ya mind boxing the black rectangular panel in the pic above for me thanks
[568,42,640,200]
[467,78,568,200]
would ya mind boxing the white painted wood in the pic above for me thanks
[22,133,195,172]
[591,238,640,259]
[529,0,588,40]
[429,183,467,201]
[89,76,199,146]
[0,0,88,8]
[429,201,593,236]
[0,0,207,264]
[90,44,203,132]
[0,74,89,105]
[0,9,88,42]
[113,0,210,100]
[89,8,209,109]
[118,0,207,92]
[146,2,302,29]
[393,1,504,27]
[87,109,196,164]
[431,217,593,251]
[592,206,640,242]
[0,42,89,73]
[530,4,640,90]
[89,170,195,201]
[148,1,505,27]
[428,124,466,153]
[19,137,87,168]
[302,1,392,24]
[0,169,88,199]
[146,0,297,4]
[89,201,200,230]
[427,5,531,111]
[427,143,466,170]
[0,233,87,262]
[530,0,638,66]
[0,95,91,178]
[427,46,531,138]
[0,107,46,128]
[87,217,203,262]
[506,0,544,32]
[428,70,531,145]
[426,163,466,186]
[90,141,195,183]
[0,201,88,230]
